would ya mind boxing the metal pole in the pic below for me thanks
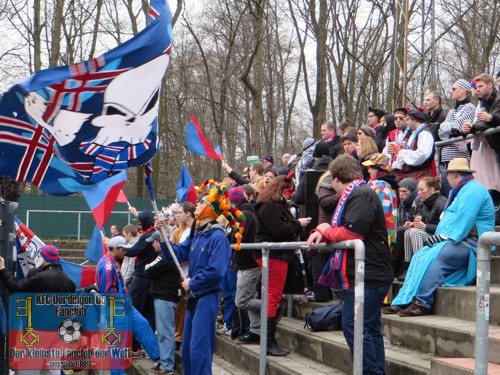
[0,201,14,375]
[259,249,269,375]
[0,202,10,375]
[77,212,81,241]
[353,240,365,375]
[235,240,366,374]
[475,232,500,374]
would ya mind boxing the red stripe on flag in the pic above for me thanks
[189,115,223,160]
[17,126,44,181]
[32,137,56,186]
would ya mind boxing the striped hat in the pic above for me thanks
[197,179,247,250]
[40,245,60,264]
[455,79,472,93]
[362,153,392,172]
[228,187,245,203]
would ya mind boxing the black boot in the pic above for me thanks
[231,308,248,340]
[267,317,289,356]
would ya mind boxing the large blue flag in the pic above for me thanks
[0,0,172,195]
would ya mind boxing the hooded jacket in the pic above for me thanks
[162,220,231,298]
[397,190,419,226]
[125,210,159,276]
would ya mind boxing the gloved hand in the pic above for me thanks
[425,234,445,247]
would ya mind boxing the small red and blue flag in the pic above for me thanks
[185,115,223,160]
[176,163,198,204]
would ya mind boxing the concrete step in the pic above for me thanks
[274,317,431,375]
[49,239,89,250]
[430,357,500,375]
[382,314,500,364]
[130,351,250,375]
[432,285,500,325]
[216,333,347,375]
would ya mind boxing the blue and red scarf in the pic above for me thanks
[445,173,474,210]
[318,178,365,289]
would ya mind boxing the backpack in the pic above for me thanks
[304,302,343,332]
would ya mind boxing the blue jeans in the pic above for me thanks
[342,285,390,375]
[416,239,474,309]
[154,299,178,372]
[222,269,237,330]
[111,306,160,375]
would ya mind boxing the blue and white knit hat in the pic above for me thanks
[455,79,471,94]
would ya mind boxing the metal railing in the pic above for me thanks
[235,240,365,375]
[475,231,500,374]
[25,210,133,240]
[434,125,500,165]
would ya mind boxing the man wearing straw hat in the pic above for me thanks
[383,158,495,317]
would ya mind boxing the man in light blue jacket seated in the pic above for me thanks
[382,157,495,317]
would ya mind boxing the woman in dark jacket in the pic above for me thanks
[254,176,310,356]
[403,176,447,263]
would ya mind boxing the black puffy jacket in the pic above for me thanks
[0,263,76,293]
[414,192,447,234]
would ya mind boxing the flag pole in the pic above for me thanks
[150,200,187,281]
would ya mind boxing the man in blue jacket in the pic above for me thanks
[156,180,245,375]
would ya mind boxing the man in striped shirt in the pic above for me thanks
[437,79,476,197]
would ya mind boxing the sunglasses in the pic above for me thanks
[394,115,405,120]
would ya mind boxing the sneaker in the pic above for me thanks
[216,324,230,335]
[397,301,431,317]
[151,363,161,371]
[381,304,409,315]
[235,332,260,344]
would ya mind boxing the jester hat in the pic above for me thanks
[197,179,247,250]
